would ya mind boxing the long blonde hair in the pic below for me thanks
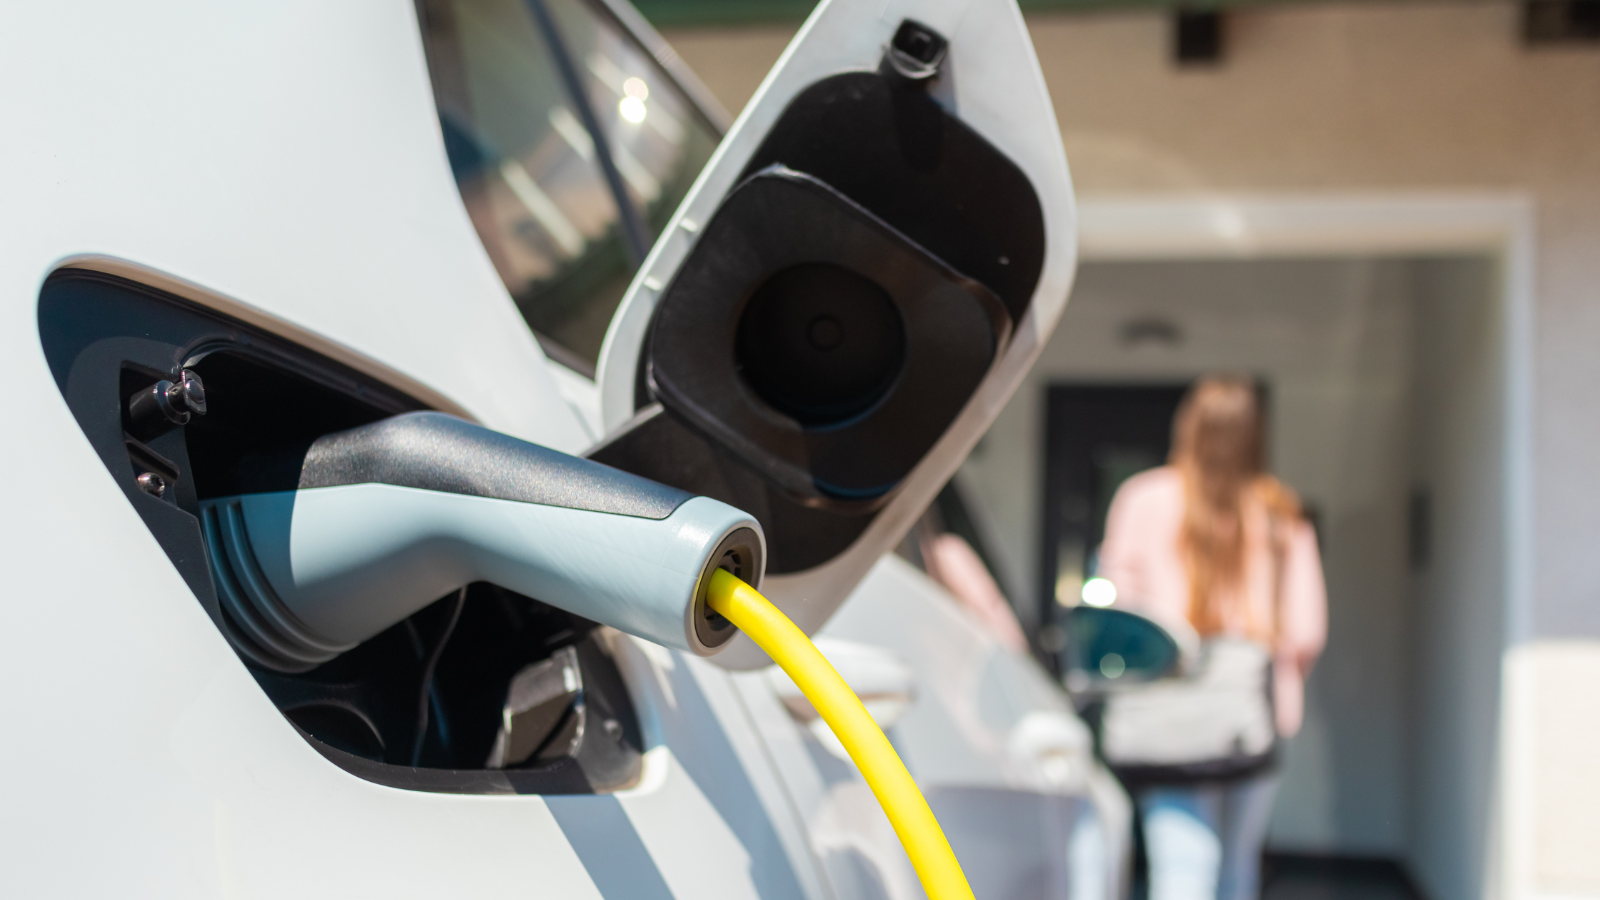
[1169,376,1300,639]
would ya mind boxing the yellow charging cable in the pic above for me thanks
[707,569,976,900]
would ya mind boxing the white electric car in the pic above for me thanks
[6,0,1128,895]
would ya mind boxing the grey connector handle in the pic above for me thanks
[199,413,764,672]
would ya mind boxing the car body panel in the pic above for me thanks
[0,2,790,895]
[743,556,1131,900]
[2,0,1107,897]
[4,1,587,450]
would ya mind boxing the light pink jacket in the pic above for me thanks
[1097,466,1327,737]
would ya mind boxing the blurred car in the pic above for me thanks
[6,0,1122,896]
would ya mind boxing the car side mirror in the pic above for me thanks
[1063,606,1182,691]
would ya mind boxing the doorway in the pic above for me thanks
[956,241,1514,900]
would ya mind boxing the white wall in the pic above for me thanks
[1407,258,1505,900]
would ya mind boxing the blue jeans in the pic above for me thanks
[1138,774,1279,900]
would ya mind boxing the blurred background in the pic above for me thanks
[630,4,1600,899]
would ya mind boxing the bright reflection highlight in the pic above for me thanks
[619,95,647,123]
[1099,653,1126,679]
[1081,577,1117,608]
[623,76,649,100]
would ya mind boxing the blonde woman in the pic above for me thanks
[1097,376,1327,900]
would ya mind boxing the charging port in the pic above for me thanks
[40,271,643,795]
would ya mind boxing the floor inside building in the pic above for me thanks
[1261,854,1424,900]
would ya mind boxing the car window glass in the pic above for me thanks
[418,0,717,376]
[543,0,719,239]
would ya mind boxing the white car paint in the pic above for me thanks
[743,557,1131,900]
[2,0,1120,898]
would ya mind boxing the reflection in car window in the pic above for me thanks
[418,0,718,375]
[544,0,720,240]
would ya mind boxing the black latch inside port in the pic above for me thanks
[885,19,948,82]
[127,368,207,441]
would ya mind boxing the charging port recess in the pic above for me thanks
[39,271,643,794]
